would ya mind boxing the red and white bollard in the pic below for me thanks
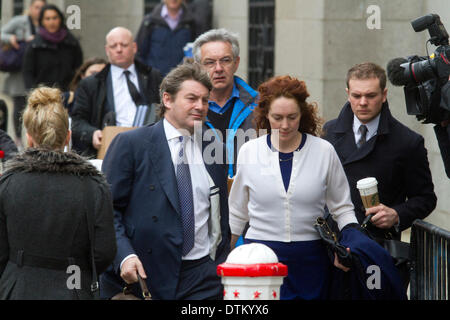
[217,243,287,300]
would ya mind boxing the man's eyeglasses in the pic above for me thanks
[202,57,234,69]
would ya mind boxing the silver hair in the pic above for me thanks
[192,28,240,62]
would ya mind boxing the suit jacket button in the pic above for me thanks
[147,249,152,254]
[152,216,158,222]
[149,185,155,191]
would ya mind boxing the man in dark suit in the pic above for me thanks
[71,27,162,157]
[322,62,437,242]
[99,62,230,300]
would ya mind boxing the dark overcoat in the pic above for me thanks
[322,101,437,240]
[71,59,162,157]
[0,149,116,300]
[22,31,83,91]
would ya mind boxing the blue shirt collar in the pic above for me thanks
[208,80,240,114]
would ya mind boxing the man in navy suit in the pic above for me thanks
[323,62,436,241]
[99,62,230,300]
[322,62,436,289]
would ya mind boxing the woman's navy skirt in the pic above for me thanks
[244,238,332,300]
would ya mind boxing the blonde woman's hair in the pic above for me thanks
[23,87,69,150]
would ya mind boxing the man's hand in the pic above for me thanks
[120,256,147,284]
[92,130,103,150]
[365,204,399,229]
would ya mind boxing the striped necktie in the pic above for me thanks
[176,136,195,256]
[357,124,368,148]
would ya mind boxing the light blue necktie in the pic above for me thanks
[176,136,195,256]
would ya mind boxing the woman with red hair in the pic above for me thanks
[228,75,358,299]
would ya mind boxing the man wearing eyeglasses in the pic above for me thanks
[193,29,258,178]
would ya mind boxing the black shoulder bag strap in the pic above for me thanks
[85,181,100,299]
[28,16,36,35]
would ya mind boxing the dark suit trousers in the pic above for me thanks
[175,256,223,300]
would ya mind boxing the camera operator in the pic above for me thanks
[387,13,450,178]
[434,76,450,177]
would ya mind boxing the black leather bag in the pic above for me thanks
[314,217,352,268]
[361,214,411,267]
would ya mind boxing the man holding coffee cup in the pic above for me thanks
[322,62,437,241]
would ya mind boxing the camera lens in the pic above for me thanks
[406,59,438,83]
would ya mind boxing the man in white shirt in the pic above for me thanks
[99,62,230,300]
[71,27,163,157]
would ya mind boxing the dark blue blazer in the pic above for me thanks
[322,101,436,240]
[330,227,407,300]
[99,120,230,299]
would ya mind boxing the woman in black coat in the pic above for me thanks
[23,4,83,91]
[0,87,116,300]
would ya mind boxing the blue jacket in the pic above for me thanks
[329,227,407,300]
[136,3,196,75]
[205,76,258,178]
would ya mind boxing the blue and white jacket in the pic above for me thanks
[205,76,258,178]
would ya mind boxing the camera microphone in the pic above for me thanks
[387,57,409,86]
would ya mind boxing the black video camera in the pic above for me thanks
[387,14,450,124]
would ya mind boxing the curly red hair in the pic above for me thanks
[254,75,323,136]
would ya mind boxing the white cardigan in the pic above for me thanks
[228,134,358,242]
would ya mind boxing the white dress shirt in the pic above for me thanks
[352,114,380,145]
[229,134,358,242]
[164,119,211,260]
[110,64,140,127]
[120,119,212,268]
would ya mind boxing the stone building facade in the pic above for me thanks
[1,0,449,231]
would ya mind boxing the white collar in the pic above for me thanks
[110,63,137,80]
[353,113,381,138]
[163,118,192,142]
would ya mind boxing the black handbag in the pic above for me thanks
[314,217,353,268]
[361,214,410,267]
[0,41,26,72]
